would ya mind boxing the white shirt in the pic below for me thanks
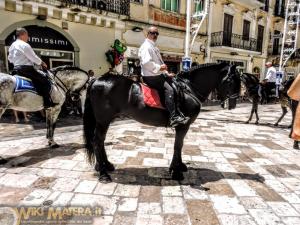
[265,66,277,83]
[138,39,164,76]
[8,39,42,66]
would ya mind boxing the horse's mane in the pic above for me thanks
[179,62,228,78]
[50,65,88,75]
[189,62,223,73]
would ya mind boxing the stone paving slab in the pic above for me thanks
[0,104,299,225]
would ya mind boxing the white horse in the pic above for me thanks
[0,65,89,147]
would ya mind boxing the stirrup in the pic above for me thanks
[170,116,190,127]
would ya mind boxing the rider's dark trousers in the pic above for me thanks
[142,74,176,115]
[265,82,276,99]
[13,65,52,105]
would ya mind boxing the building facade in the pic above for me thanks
[124,0,207,74]
[0,0,129,74]
[267,0,300,78]
[0,0,299,77]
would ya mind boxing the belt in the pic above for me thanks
[14,65,34,70]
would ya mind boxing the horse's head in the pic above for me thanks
[50,65,90,103]
[241,73,259,89]
[216,65,241,110]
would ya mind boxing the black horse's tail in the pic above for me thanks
[83,80,96,164]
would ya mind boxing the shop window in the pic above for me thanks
[161,0,179,12]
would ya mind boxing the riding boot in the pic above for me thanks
[165,91,189,127]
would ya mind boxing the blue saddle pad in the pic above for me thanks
[14,75,37,94]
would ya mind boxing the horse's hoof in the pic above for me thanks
[98,173,112,183]
[293,144,299,150]
[48,142,59,148]
[106,162,115,172]
[180,163,188,172]
[245,121,250,124]
[274,123,278,127]
[255,121,259,125]
[169,162,188,173]
[171,170,184,181]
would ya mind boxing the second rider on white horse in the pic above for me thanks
[8,27,56,109]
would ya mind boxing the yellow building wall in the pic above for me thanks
[0,10,115,75]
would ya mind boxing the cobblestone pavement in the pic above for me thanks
[0,103,300,225]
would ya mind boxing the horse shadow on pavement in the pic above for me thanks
[108,165,265,189]
[0,143,84,168]
[0,143,265,189]
[200,117,291,129]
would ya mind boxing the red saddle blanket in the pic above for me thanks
[141,84,164,109]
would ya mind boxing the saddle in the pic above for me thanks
[14,75,37,94]
[140,84,164,109]
[131,74,192,112]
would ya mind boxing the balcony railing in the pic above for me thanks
[43,0,130,16]
[211,31,262,52]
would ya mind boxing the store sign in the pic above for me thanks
[5,25,74,51]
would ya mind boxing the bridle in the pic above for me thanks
[218,67,240,103]
[49,68,89,100]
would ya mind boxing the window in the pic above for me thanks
[194,0,204,13]
[274,0,285,17]
[161,0,179,12]
[242,20,250,41]
[223,14,233,46]
[273,30,281,55]
[131,0,143,4]
[257,25,264,52]
[261,0,269,12]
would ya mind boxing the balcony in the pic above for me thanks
[42,0,130,16]
[149,6,186,28]
[211,31,262,53]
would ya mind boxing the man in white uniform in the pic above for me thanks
[261,62,277,101]
[8,27,55,108]
[138,26,189,127]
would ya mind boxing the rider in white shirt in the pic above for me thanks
[138,26,189,127]
[264,62,277,83]
[261,62,277,101]
[8,27,55,108]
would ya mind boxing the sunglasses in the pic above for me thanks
[148,31,159,36]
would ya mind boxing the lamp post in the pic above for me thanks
[182,0,192,71]
[182,0,209,71]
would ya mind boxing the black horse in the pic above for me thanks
[83,63,241,181]
[241,73,299,149]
